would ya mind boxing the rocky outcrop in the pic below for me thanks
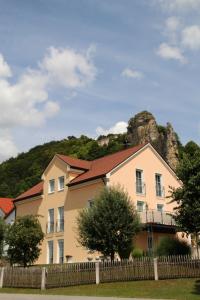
[127,111,179,170]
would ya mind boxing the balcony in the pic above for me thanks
[138,209,176,226]
[56,219,64,232]
[46,221,54,234]
[136,182,146,195]
[156,185,165,197]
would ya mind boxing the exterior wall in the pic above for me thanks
[15,146,189,264]
[109,146,180,213]
[15,157,104,264]
[5,210,15,225]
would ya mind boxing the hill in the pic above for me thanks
[0,111,194,198]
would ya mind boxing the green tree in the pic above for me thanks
[0,218,6,258]
[156,236,191,256]
[77,185,141,261]
[170,145,200,257]
[5,215,44,267]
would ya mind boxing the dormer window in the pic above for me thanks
[58,176,65,191]
[48,179,55,194]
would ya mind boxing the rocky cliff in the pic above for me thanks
[127,111,180,170]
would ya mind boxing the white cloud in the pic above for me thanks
[41,47,97,88]
[156,43,186,63]
[165,17,181,32]
[0,131,18,162]
[157,0,200,12]
[0,54,12,78]
[0,47,96,129]
[0,46,96,161]
[96,121,127,136]
[182,25,200,50]
[121,68,143,79]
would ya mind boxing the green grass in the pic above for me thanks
[0,279,200,299]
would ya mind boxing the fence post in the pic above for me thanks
[0,267,4,288]
[95,262,100,284]
[153,257,158,280]
[41,267,46,290]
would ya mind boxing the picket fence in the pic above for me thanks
[0,255,200,289]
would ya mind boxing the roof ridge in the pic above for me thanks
[91,143,147,163]
[56,153,90,163]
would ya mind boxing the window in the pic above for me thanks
[58,239,64,264]
[157,204,164,212]
[137,200,144,212]
[136,169,144,194]
[48,241,54,264]
[49,179,55,193]
[155,174,162,197]
[48,208,54,233]
[57,206,64,232]
[88,199,94,208]
[58,176,64,191]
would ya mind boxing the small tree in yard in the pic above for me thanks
[0,218,6,258]
[5,215,44,267]
[170,142,200,257]
[77,185,141,261]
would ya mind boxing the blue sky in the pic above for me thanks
[0,0,200,161]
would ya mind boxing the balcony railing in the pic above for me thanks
[156,185,165,197]
[46,222,54,233]
[136,182,146,195]
[56,219,64,232]
[137,209,176,226]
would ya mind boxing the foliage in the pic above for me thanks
[5,215,44,267]
[0,135,127,198]
[170,143,200,255]
[77,185,141,260]
[0,217,6,258]
[132,248,143,258]
[156,236,191,256]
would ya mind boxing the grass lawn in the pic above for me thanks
[0,279,200,299]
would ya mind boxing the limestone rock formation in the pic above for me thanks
[127,111,179,170]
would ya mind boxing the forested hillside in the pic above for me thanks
[0,134,127,198]
[0,111,198,198]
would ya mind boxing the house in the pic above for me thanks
[0,198,15,224]
[14,143,189,264]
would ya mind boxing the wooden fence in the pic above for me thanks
[0,255,200,289]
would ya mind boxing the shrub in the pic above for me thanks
[132,248,143,258]
[156,236,191,256]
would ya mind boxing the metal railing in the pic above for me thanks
[56,219,64,232]
[156,185,165,197]
[46,222,54,233]
[136,182,146,195]
[137,209,176,226]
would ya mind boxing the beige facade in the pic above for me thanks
[15,144,188,264]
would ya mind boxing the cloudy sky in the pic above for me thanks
[0,0,200,161]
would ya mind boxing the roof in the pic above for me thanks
[68,143,146,186]
[15,181,43,202]
[14,143,147,201]
[56,154,91,170]
[0,198,14,215]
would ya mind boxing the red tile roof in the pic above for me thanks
[56,154,91,170]
[0,198,14,215]
[15,143,147,201]
[69,144,147,186]
[15,181,43,202]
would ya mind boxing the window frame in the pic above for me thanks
[155,173,163,197]
[57,206,64,232]
[48,208,54,233]
[58,176,65,191]
[58,239,64,264]
[136,169,144,194]
[137,200,145,212]
[48,179,55,194]
[47,240,54,264]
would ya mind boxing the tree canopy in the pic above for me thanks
[77,185,141,260]
[170,142,200,256]
[5,215,44,267]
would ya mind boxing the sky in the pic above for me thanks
[0,0,200,162]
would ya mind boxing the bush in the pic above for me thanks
[156,236,191,256]
[132,248,143,258]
